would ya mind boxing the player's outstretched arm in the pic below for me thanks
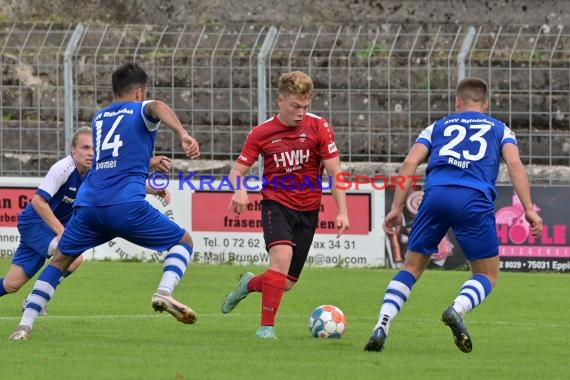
[145,100,200,159]
[502,143,543,236]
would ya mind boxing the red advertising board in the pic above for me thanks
[0,188,36,227]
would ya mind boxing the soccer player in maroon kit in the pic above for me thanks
[221,71,350,339]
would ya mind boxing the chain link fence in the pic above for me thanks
[1,23,569,182]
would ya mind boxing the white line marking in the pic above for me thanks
[0,314,566,328]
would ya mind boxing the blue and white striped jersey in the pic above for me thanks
[18,155,85,226]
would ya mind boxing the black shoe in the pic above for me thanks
[364,327,387,352]
[441,306,472,353]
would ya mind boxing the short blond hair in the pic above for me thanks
[278,71,313,98]
[71,126,92,148]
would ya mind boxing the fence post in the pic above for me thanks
[256,26,278,175]
[257,26,278,125]
[64,23,84,154]
[457,26,476,83]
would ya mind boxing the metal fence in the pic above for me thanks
[1,23,569,182]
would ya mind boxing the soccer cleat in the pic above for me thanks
[9,325,32,341]
[364,327,387,352]
[151,292,197,324]
[22,297,47,316]
[221,272,254,314]
[255,325,277,339]
[441,306,472,353]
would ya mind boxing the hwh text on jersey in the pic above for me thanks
[273,149,310,172]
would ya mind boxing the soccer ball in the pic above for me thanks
[308,305,346,338]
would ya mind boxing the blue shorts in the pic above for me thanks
[58,201,186,257]
[12,222,56,278]
[407,185,499,261]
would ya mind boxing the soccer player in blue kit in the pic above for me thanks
[9,62,200,340]
[0,127,170,314]
[0,127,93,311]
[364,77,543,353]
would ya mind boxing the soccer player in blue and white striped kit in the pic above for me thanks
[1,129,170,315]
[0,127,93,312]
[10,62,200,340]
[364,77,543,353]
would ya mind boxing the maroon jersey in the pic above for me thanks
[237,112,339,211]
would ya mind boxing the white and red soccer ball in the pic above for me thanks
[308,305,347,338]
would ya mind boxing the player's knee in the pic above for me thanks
[179,232,194,247]
[68,254,84,272]
[3,278,26,293]
[50,252,76,271]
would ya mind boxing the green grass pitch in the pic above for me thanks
[0,260,568,380]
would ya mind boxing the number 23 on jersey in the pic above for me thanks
[438,124,491,162]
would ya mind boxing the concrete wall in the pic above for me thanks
[2,0,570,26]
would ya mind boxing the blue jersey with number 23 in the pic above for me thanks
[416,111,517,202]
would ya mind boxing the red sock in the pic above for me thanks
[260,269,287,326]
[247,273,264,293]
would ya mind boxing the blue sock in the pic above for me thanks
[452,273,493,316]
[157,243,192,295]
[0,279,7,297]
[374,270,417,333]
[20,264,63,328]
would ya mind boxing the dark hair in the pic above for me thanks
[112,62,148,97]
[456,77,487,103]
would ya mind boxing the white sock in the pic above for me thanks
[373,278,413,334]
[452,274,493,317]
[157,244,191,295]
